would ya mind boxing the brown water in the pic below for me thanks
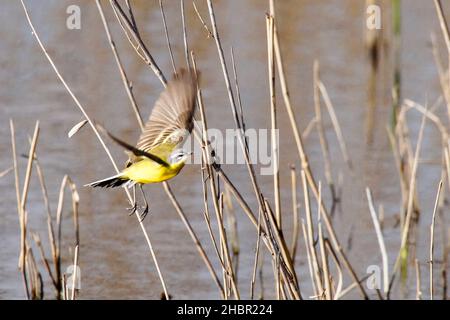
[1,0,449,299]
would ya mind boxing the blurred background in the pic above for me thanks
[0,0,449,299]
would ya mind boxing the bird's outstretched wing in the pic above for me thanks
[136,69,198,153]
[96,124,168,167]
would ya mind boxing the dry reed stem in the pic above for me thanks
[434,0,450,68]
[301,220,317,297]
[290,165,299,263]
[431,34,450,111]
[324,239,343,299]
[301,170,324,298]
[21,0,169,299]
[430,180,443,300]
[26,247,43,299]
[266,11,281,229]
[415,259,422,300]
[404,99,448,141]
[250,207,263,299]
[0,166,13,178]
[62,274,67,300]
[388,106,427,294]
[159,0,177,73]
[313,61,334,200]
[230,47,246,140]
[181,0,190,69]
[317,81,353,169]
[71,245,79,300]
[263,200,291,300]
[110,0,167,85]
[223,187,240,277]
[264,200,300,299]
[19,121,39,299]
[9,121,22,256]
[192,1,214,39]
[366,188,389,295]
[33,158,58,290]
[317,182,332,299]
[399,108,427,255]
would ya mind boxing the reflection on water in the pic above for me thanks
[0,0,448,299]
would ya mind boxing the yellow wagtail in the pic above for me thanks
[86,69,197,218]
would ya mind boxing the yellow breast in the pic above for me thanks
[122,158,185,184]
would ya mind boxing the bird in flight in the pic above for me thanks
[86,69,198,220]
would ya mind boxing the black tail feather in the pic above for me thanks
[87,176,128,188]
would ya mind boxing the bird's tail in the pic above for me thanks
[85,173,128,188]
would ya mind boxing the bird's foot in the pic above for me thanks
[127,202,138,216]
[138,204,149,222]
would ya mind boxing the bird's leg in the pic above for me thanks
[138,183,149,221]
[127,184,137,215]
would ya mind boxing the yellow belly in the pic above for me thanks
[122,159,184,184]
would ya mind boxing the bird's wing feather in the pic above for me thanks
[96,124,169,167]
[136,69,197,153]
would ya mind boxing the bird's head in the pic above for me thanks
[168,149,191,165]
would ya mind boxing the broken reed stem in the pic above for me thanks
[317,81,352,169]
[366,188,389,295]
[266,11,281,230]
[430,180,443,300]
[21,0,169,299]
[313,61,334,200]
